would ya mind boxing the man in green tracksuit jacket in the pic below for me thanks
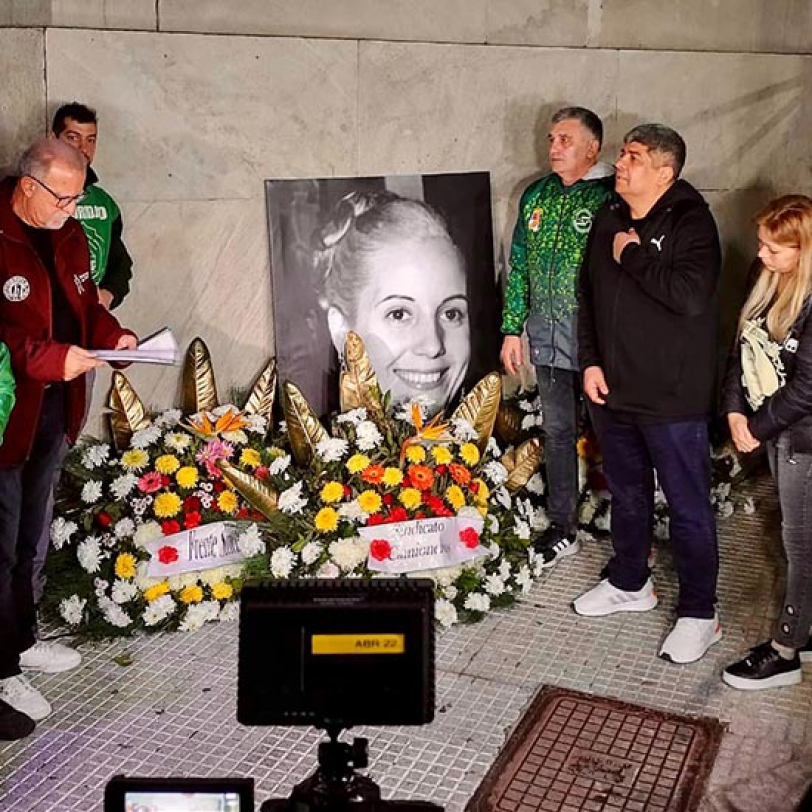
[501,106,614,567]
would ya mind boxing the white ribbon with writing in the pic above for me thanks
[359,516,487,574]
[144,521,246,577]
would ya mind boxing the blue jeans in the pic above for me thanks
[766,435,812,649]
[535,366,579,534]
[589,405,718,618]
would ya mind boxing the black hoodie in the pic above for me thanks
[578,179,721,419]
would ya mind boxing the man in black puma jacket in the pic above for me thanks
[574,124,722,666]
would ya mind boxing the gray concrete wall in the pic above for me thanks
[0,2,810,433]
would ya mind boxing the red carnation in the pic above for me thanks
[370,539,392,561]
[183,495,202,512]
[459,527,480,549]
[366,514,386,526]
[184,511,202,529]
[436,506,453,518]
[157,545,179,564]
[213,481,226,493]
[343,484,352,499]
[96,511,112,528]
[389,507,408,523]
[469,480,480,494]
[382,493,394,506]
[255,465,270,481]
[161,519,181,535]
[161,475,171,487]
[435,464,448,476]
[414,511,427,520]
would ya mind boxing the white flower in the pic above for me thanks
[200,482,213,493]
[315,437,349,462]
[199,564,242,586]
[237,524,265,557]
[278,420,288,434]
[435,598,458,628]
[494,487,512,510]
[429,565,463,588]
[522,413,544,430]
[742,497,756,515]
[579,500,597,524]
[355,421,383,451]
[317,561,340,578]
[517,396,538,412]
[338,500,365,523]
[81,443,110,469]
[167,572,201,591]
[244,413,268,435]
[81,480,103,504]
[134,520,164,547]
[114,518,136,539]
[59,595,86,626]
[94,577,109,597]
[223,429,248,445]
[515,565,533,594]
[717,501,734,518]
[130,425,162,449]
[165,432,192,452]
[514,519,531,540]
[484,574,506,596]
[594,511,611,531]
[457,505,481,521]
[336,408,368,425]
[111,579,139,604]
[143,594,176,626]
[451,417,477,441]
[270,547,296,578]
[498,560,512,579]
[219,602,240,622]
[268,454,291,476]
[464,593,491,613]
[443,585,458,601]
[212,404,237,417]
[179,600,220,632]
[111,473,138,499]
[482,461,508,486]
[77,537,103,573]
[132,497,152,517]
[199,493,214,509]
[155,409,183,428]
[99,596,132,628]
[487,514,500,534]
[50,517,78,550]
[526,473,545,495]
[486,436,502,459]
[301,541,323,566]
[278,481,307,515]
[328,538,367,572]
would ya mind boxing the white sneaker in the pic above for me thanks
[572,578,658,617]
[659,615,722,664]
[20,641,82,673]
[0,675,52,721]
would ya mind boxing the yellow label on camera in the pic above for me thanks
[311,633,405,655]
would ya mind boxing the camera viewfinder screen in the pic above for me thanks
[125,791,241,811]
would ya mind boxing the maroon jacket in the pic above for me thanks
[0,177,135,467]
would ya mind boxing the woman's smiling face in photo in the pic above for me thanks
[348,234,470,410]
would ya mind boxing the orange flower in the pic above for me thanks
[407,464,435,491]
[362,464,385,485]
[449,463,471,486]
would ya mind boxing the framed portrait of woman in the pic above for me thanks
[266,172,501,417]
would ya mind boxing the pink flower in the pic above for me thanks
[138,471,163,494]
[459,527,480,549]
[195,438,234,478]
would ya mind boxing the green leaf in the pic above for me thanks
[112,651,134,667]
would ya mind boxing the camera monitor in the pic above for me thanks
[104,776,253,812]
[238,578,435,729]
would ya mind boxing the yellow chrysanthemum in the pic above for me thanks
[180,584,204,604]
[477,504,488,518]
[217,491,239,514]
[459,443,480,466]
[176,466,199,489]
[314,507,340,533]
[405,445,426,463]
[399,487,422,510]
[473,478,490,505]
[382,467,404,487]
[121,449,149,471]
[347,453,371,474]
[211,582,234,600]
[155,454,180,475]
[154,492,182,518]
[445,484,466,511]
[321,481,345,503]
[114,553,137,579]
[431,446,452,465]
[144,582,170,602]
[240,448,262,469]
[358,490,382,514]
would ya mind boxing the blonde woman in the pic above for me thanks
[721,194,812,690]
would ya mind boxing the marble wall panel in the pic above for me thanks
[486,0,591,47]
[0,0,49,26]
[158,0,487,44]
[51,0,157,30]
[0,28,45,172]
[45,29,359,200]
[86,196,274,433]
[616,50,812,196]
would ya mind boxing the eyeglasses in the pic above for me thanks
[26,175,85,209]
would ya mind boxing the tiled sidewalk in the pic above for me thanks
[1,474,810,811]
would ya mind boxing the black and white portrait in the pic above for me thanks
[266,173,500,416]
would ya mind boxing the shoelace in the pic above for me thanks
[745,643,781,668]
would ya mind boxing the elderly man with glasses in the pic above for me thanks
[0,137,137,739]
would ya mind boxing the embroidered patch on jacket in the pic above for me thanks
[572,208,594,234]
[3,275,30,302]
[528,208,543,232]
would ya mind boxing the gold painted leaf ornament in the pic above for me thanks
[243,358,277,426]
[450,372,502,453]
[339,331,385,420]
[216,459,278,519]
[504,437,543,492]
[106,371,151,451]
[282,381,329,467]
[494,401,524,447]
[182,337,219,415]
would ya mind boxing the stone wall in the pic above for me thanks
[1,1,810,433]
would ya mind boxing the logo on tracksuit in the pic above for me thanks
[3,275,30,302]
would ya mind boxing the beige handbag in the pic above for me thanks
[740,318,786,410]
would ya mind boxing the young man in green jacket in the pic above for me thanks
[501,107,614,567]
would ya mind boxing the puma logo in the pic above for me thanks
[651,235,666,251]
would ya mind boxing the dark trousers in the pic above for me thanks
[766,435,812,649]
[589,404,718,619]
[0,387,66,679]
[535,366,580,533]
